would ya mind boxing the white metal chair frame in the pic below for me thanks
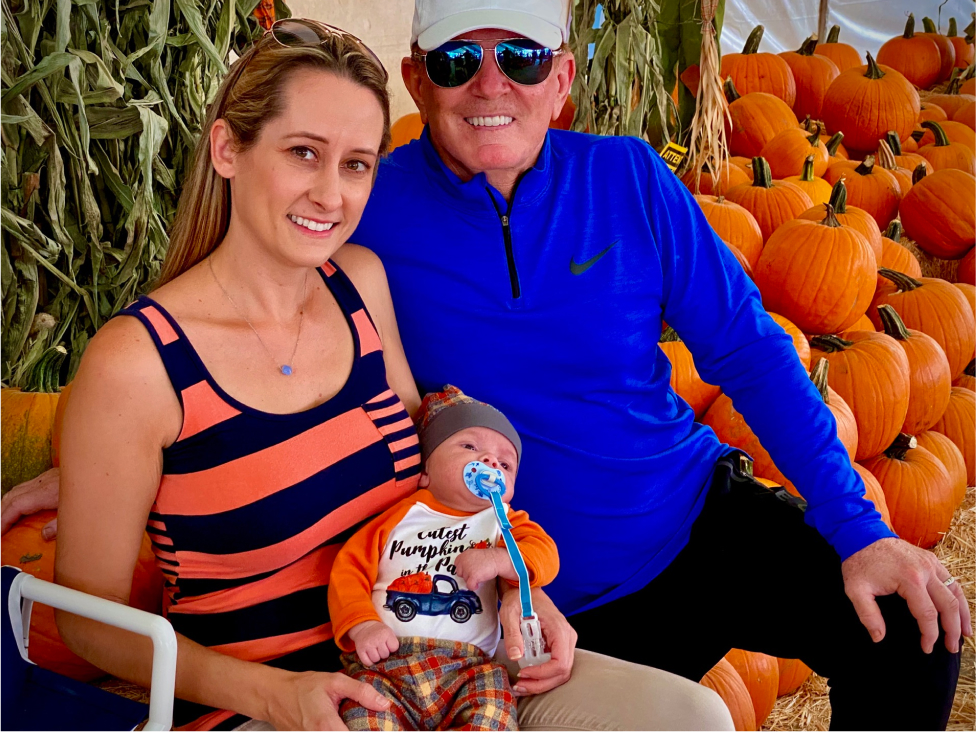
[7,569,177,731]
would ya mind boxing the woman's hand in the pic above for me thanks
[264,669,391,730]
[498,585,576,696]
[1,467,61,536]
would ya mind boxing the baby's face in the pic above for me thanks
[419,426,518,512]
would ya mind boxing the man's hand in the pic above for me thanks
[347,621,399,666]
[454,548,515,590]
[498,585,576,696]
[1,467,61,537]
[842,537,972,654]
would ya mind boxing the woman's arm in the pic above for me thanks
[334,244,421,416]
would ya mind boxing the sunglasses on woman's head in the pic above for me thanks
[413,38,563,89]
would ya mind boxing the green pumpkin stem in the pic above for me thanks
[806,123,822,147]
[854,155,876,176]
[864,52,886,80]
[922,17,938,34]
[826,25,841,43]
[902,13,917,39]
[820,203,842,228]
[884,433,917,461]
[827,178,849,214]
[921,120,951,147]
[825,131,845,156]
[912,163,928,184]
[810,334,855,353]
[877,304,911,341]
[743,25,765,54]
[22,345,67,394]
[810,358,832,404]
[724,77,742,103]
[965,359,975,377]
[799,155,817,182]
[660,326,681,343]
[884,220,902,242]
[878,267,923,291]
[949,17,958,36]
[910,129,925,143]
[797,34,819,56]
[751,157,774,188]
[885,131,904,155]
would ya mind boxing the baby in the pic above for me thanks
[328,385,559,731]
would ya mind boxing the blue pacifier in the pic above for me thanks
[463,461,551,668]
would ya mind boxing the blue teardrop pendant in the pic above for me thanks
[280,365,293,376]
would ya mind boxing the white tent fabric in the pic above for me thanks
[721,0,973,58]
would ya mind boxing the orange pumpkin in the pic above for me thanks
[701,657,758,731]
[681,163,751,196]
[854,462,894,529]
[724,157,814,242]
[946,17,975,69]
[696,195,765,268]
[798,179,882,260]
[920,18,957,83]
[726,242,755,280]
[931,387,976,485]
[780,37,840,122]
[725,79,799,159]
[960,248,976,285]
[659,327,721,419]
[783,155,832,206]
[915,119,976,151]
[878,222,922,290]
[952,360,975,391]
[769,312,812,370]
[821,54,920,157]
[1,388,59,495]
[723,25,797,107]
[814,25,863,73]
[847,314,877,332]
[862,435,954,548]
[776,658,813,696]
[877,14,943,90]
[823,156,902,229]
[389,113,424,151]
[954,100,976,130]
[809,332,911,461]
[954,282,975,319]
[871,269,976,379]
[917,121,976,174]
[725,649,779,727]
[1,510,165,681]
[918,102,949,126]
[874,140,914,196]
[761,125,829,179]
[876,305,952,436]
[899,168,976,260]
[915,430,968,510]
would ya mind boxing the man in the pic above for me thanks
[351,0,967,728]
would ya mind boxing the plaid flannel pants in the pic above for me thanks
[340,637,517,731]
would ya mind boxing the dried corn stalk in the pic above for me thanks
[685,0,729,193]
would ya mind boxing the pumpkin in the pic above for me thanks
[1,510,165,681]
[809,333,910,461]
[917,121,976,174]
[947,18,976,69]
[853,462,894,529]
[550,95,576,130]
[725,649,779,727]
[847,314,876,332]
[814,25,863,73]
[964,77,976,96]
[776,658,813,697]
[874,140,913,195]
[871,269,976,379]
[780,36,840,122]
[823,156,902,229]
[798,179,883,260]
[862,434,954,548]
[954,282,975,319]
[918,102,949,125]
[958,247,976,286]
[809,358,860,464]
[919,17,958,83]
[915,431,968,510]
[1,389,59,495]
[931,387,976,485]
[701,657,757,731]
[877,14,943,90]
[884,132,932,176]
[953,360,975,391]
[878,222,922,289]
[783,155,832,206]
[915,119,976,151]
[761,124,829,179]
[899,168,976,260]
[724,157,814,242]
[821,54,920,157]
[954,100,976,130]
[726,243,755,280]
[659,327,721,419]
[682,162,751,196]
[696,195,765,268]
[876,305,952,436]
[769,312,812,369]
[823,130,850,163]
[725,79,799,159]
[389,112,424,151]
[723,25,796,107]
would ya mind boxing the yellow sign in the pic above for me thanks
[660,141,688,173]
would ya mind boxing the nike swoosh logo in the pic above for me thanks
[570,241,619,275]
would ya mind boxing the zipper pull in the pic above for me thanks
[501,214,510,227]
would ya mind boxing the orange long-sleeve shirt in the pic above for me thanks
[328,489,558,655]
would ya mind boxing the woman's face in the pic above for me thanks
[212,68,385,267]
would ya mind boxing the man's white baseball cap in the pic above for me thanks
[411,0,571,52]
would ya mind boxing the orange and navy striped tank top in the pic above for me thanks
[116,261,421,730]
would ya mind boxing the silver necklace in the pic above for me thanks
[208,257,308,376]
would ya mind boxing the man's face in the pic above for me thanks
[402,28,574,183]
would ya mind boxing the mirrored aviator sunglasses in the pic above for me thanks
[265,18,388,81]
[417,38,560,88]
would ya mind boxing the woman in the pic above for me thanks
[55,23,423,730]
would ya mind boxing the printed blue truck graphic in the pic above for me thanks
[384,573,483,623]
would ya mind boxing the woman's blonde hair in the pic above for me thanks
[158,29,391,286]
